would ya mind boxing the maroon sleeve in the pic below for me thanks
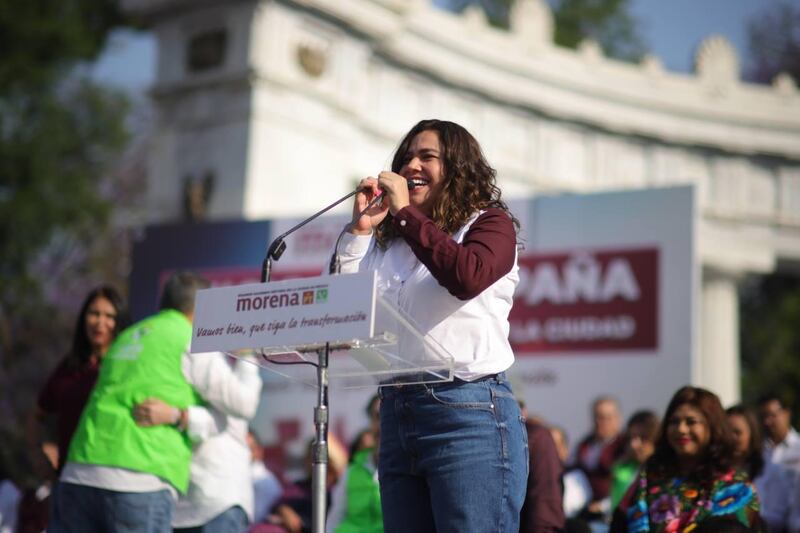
[521,422,566,533]
[392,206,516,300]
[37,357,67,413]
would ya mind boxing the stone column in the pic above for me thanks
[697,267,741,406]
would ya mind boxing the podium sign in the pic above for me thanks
[191,271,376,353]
[190,270,454,388]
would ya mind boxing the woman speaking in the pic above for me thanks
[338,119,527,532]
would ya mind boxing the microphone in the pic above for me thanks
[329,179,419,275]
[260,185,363,282]
[359,179,416,193]
[260,179,420,282]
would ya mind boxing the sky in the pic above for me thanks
[90,0,794,93]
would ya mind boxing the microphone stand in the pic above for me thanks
[259,185,383,533]
[261,188,361,283]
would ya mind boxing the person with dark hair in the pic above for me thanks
[344,394,381,462]
[611,386,763,533]
[159,271,209,315]
[730,403,796,533]
[22,287,128,533]
[340,119,526,532]
[757,394,800,532]
[610,410,660,511]
[53,272,211,533]
[27,285,129,475]
[340,395,381,466]
[725,405,764,481]
[758,394,800,466]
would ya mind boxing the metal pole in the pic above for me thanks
[311,344,330,533]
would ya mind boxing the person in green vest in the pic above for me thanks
[52,271,210,533]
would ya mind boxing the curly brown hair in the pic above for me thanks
[647,386,735,485]
[374,119,518,249]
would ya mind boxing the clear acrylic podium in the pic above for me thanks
[244,293,455,389]
[190,270,454,532]
[191,270,455,388]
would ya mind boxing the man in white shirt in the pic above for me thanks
[133,353,262,532]
[758,394,800,533]
[760,394,800,464]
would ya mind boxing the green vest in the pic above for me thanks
[610,458,641,510]
[67,309,203,493]
[336,448,383,533]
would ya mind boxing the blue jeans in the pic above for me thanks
[50,482,173,533]
[174,506,248,533]
[378,372,528,533]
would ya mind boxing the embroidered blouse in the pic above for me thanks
[613,467,763,533]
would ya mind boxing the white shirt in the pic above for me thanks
[562,468,592,518]
[62,350,262,527]
[337,212,519,380]
[60,463,177,498]
[754,460,795,531]
[761,427,800,533]
[790,477,800,533]
[173,353,262,527]
[763,427,800,466]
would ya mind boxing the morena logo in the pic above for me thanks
[236,287,327,312]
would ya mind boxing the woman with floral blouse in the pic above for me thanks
[610,386,764,533]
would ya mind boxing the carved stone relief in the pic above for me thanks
[297,41,327,78]
[510,0,554,50]
[694,35,740,96]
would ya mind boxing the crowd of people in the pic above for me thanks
[522,391,800,533]
[1,119,799,532]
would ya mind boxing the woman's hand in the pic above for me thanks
[351,177,388,235]
[377,171,410,216]
[132,398,179,427]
